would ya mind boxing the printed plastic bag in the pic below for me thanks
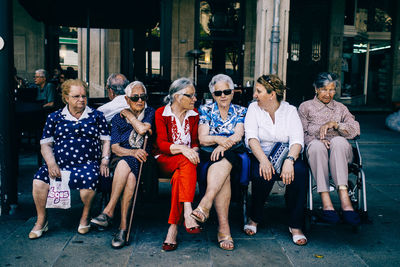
[46,170,71,209]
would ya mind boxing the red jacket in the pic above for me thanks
[154,105,199,156]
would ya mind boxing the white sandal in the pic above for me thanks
[243,224,257,236]
[28,221,48,239]
[289,227,307,246]
[78,224,91,234]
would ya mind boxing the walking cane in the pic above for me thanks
[126,134,149,244]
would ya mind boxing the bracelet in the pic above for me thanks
[102,156,110,160]
[285,156,295,163]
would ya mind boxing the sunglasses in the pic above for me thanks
[180,93,197,99]
[129,94,148,102]
[213,89,233,97]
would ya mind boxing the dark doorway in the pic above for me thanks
[196,0,245,94]
[286,0,330,106]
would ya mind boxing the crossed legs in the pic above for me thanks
[193,159,233,249]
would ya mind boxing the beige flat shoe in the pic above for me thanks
[29,221,48,239]
[78,224,91,234]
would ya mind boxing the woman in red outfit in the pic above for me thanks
[154,77,201,251]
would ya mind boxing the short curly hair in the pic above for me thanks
[61,79,89,104]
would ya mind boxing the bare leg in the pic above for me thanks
[164,224,178,244]
[119,172,136,230]
[192,159,232,223]
[103,160,131,218]
[320,192,335,210]
[32,179,49,231]
[338,188,354,211]
[79,189,96,225]
[183,202,199,228]
[214,175,233,250]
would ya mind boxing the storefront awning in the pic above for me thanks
[18,0,160,29]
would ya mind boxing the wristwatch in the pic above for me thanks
[285,156,295,163]
[102,156,110,160]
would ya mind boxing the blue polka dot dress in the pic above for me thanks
[34,106,110,190]
[110,106,155,177]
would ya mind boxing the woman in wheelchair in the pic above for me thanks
[154,78,201,251]
[91,81,155,248]
[191,74,247,251]
[298,72,361,226]
[244,75,308,246]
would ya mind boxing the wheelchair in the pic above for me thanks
[305,137,369,230]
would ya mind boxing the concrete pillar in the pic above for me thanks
[254,0,289,81]
[78,29,121,97]
[327,0,345,97]
[391,1,400,103]
[243,0,257,84]
[13,0,45,80]
[0,0,17,215]
[170,0,195,81]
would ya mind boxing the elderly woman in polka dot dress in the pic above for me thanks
[29,79,111,239]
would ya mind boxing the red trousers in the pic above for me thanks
[157,154,197,225]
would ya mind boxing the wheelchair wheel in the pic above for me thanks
[348,181,359,209]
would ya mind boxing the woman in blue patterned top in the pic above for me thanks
[29,79,111,239]
[191,74,247,250]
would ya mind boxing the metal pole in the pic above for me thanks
[270,0,281,74]
[363,42,370,104]
[0,0,16,215]
[86,10,90,86]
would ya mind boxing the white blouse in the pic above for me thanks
[244,101,304,155]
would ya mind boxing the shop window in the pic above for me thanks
[59,27,78,69]
[290,30,300,61]
[145,23,161,77]
[198,0,243,86]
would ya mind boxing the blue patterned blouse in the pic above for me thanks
[199,102,247,137]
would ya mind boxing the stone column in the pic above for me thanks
[327,0,345,96]
[170,0,195,81]
[78,29,121,97]
[254,0,289,81]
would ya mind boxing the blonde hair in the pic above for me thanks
[61,79,89,104]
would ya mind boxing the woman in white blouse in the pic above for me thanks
[244,75,307,246]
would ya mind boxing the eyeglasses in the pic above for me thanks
[69,95,87,100]
[318,88,336,94]
[34,76,45,79]
[180,93,197,99]
[213,89,233,97]
[129,94,148,102]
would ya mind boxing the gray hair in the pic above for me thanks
[125,81,147,96]
[164,78,194,104]
[106,73,130,95]
[313,72,340,90]
[35,69,47,78]
[208,74,234,93]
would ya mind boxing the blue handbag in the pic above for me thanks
[268,142,289,174]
